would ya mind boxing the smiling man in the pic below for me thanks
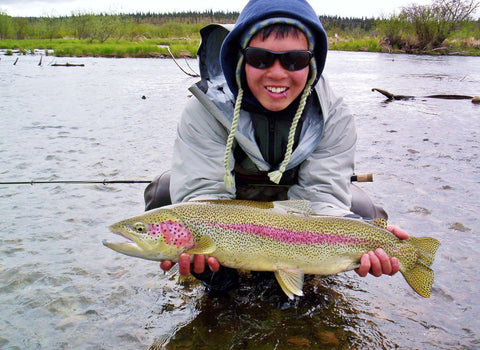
[148,0,409,294]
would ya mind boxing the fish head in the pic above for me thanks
[103,208,194,262]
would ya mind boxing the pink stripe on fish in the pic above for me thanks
[148,221,194,249]
[207,222,368,246]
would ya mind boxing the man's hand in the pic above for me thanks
[355,224,409,277]
[160,254,220,276]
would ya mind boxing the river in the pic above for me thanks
[0,52,479,349]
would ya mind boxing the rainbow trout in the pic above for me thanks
[103,200,440,298]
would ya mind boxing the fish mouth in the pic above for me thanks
[102,226,141,252]
[103,225,164,261]
[107,225,134,241]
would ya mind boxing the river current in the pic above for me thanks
[0,52,479,349]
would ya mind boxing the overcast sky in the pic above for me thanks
[0,0,437,18]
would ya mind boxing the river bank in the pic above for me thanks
[1,35,479,58]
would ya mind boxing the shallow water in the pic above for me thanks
[0,52,479,349]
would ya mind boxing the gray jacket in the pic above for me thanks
[170,25,356,216]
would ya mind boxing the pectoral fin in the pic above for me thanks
[185,236,216,255]
[274,269,305,299]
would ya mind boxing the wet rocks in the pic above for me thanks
[449,222,471,232]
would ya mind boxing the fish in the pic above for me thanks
[103,200,440,299]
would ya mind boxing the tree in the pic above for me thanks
[41,15,63,40]
[434,0,480,22]
[91,14,119,43]
[401,0,480,47]
[0,11,12,39]
[12,17,29,39]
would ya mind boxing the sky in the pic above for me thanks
[0,0,436,18]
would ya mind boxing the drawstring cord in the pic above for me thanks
[223,87,244,187]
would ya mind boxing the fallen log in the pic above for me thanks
[372,88,478,103]
[51,62,85,67]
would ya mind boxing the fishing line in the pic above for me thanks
[0,173,374,185]
[0,179,152,185]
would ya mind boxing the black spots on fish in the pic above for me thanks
[162,221,195,249]
[144,219,194,248]
[148,222,173,237]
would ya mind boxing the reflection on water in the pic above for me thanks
[1,52,479,349]
[158,274,396,350]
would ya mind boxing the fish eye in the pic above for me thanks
[133,222,147,234]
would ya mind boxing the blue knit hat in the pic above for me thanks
[220,0,328,98]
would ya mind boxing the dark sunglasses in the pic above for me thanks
[244,47,313,71]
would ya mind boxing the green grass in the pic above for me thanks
[1,35,479,57]
[328,36,382,52]
[0,38,201,58]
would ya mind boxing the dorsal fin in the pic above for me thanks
[272,200,314,216]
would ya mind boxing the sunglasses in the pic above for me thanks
[244,47,313,71]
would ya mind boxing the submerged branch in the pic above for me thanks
[51,62,85,67]
[372,88,478,102]
[167,46,199,78]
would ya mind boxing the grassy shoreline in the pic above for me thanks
[0,38,199,58]
[1,36,479,58]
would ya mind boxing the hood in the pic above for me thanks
[220,0,328,98]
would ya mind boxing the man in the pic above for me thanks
[147,0,408,293]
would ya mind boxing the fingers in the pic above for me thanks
[193,254,205,274]
[207,256,220,272]
[178,253,191,276]
[387,225,409,240]
[372,249,391,276]
[163,254,221,276]
[160,260,173,272]
[355,253,371,277]
[390,257,400,275]
[355,249,399,277]
[368,250,383,277]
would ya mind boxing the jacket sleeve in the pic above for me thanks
[170,97,236,203]
[288,76,356,216]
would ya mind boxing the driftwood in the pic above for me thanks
[167,46,199,78]
[372,88,476,101]
[51,62,85,67]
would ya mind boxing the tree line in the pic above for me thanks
[0,11,239,42]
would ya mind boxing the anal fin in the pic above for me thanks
[274,269,305,299]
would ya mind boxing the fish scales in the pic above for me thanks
[169,203,410,272]
[104,200,440,298]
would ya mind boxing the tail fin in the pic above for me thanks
[402,237,441,298]
[408,237,441,266]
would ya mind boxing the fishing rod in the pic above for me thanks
[0,179,151,185]
[0,173,374,186]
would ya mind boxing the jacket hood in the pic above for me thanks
[220,0,328,98]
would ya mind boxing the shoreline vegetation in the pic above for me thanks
[0,1,479,58]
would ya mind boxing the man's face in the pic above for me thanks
[245,30,310,112]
